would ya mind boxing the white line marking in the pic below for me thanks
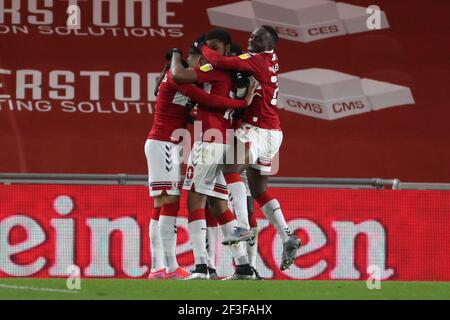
[0,283,78,294]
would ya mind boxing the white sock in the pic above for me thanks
[206,227,218,269]
[158,215,179,273]
[260,199,291,243]
[219,220,237,239]
[229,242,250,266]
[246,227,258,268]
[227,181,250,229]
[149,219,165,272]
[188,220,208,266]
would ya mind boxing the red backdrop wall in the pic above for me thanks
[0,0,449,182]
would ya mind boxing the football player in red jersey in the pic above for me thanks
[193,26,302,272]
[170,29,260,280]
[146,49,259,280]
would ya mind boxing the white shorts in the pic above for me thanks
[183,141,230,200]
[235,123,283,173]
[145,139,182,197]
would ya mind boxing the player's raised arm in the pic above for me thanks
[201,45,257,74]
[194,35,257,73]
[176,79,259,110]
[170,51,199,84]
[154,63,170,96]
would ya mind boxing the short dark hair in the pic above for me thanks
[230,43,243,56]
[261,25,279,45]
[205,28,232,45]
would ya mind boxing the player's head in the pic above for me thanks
[205,28,232,56]
[230,43,243,57]
[187,45,206,68]
[248,25,279,53]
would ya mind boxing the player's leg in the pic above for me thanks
[246,196,259,268]
[158,195,187,278]
[182,141,224,280]
[148,203,165,279]
[145,139,167,279]
[208,197,259,280]
[221,128,254,236]
[186,141,255,279]
[205,204,219,279]
[247,167,301,271]
[185,190,209,280]
[247,128,301,271]
[241,170,258,267]
[145,139,188,279]
[222,164,250,230]
[247,168,292,242]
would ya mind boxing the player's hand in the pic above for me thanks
[193,34,206,50]
[187,106,198,124]
[165,48,182,61]
[244,82,261,106]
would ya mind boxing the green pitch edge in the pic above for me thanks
[0,279,449,300]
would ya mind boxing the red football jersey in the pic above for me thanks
[148,70,247,142]
[200,46,281,130]
[195,64,237,144]
[148,71,190,142]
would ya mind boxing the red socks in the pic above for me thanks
[152,207,161,221]
[205,208,218,227]
[224,173,242,184]
[216,209,235,225]
[160,201,180,217]
[255,191,274,207]
[249,213,257,228]
[188,208,205,223]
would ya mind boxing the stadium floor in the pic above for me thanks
[0,279,449,300]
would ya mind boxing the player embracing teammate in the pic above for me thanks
[170,30,261,280]
[146,26,301,280]
[193,26,302,273]
[145,44,258,279]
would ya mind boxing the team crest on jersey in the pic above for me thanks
[239,53,251,60]
[200,64,214,72]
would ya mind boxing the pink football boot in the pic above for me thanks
[148,268,166,280]
[166,267,190,280]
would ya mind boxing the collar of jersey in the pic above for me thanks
[248,50,274,55]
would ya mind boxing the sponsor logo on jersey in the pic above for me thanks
[199,64,214,72]
[238,53,251,60]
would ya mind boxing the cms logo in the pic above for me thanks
[308,25,340,36]
[287,99,323,114]
[332,101,365,113]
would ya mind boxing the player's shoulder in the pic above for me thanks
[165,71,183,90]
[198,63,215,73]
[166,70,175,83]
[237,52,253,60]
[238,51,277,61]
[260,50,278,61]
[197,64,230,80]
[158,71,171,88]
